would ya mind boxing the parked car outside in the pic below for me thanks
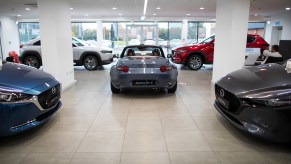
[0,61,61,136]
[19,37,114,70]
[214,61,291,143]
[172,34,269,70]
[110,45,178,93]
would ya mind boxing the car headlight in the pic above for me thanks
[0,91,32,103]
[250,99,291,107]
[175,49,187,54]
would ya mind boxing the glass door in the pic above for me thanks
[126,24,158,46]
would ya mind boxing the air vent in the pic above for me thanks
[24,3,37,8]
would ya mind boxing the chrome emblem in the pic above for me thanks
[219,89,225,97]
[52,87,56,94]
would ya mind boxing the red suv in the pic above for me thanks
[172,34,269,70]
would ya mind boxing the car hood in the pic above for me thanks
[173,44,206,51]
[216,63,291,96]
[0,62,55,92]
[117,57,170,68]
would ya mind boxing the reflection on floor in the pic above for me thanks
[1,64,291,164]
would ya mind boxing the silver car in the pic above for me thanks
[110,45,178,93]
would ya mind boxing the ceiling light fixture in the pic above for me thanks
[200,7,205,10]
[119,13,122,16]
[156,7,161,10]
[286,7,291,11]
[84,14,88,16]
[112,7,117,10]
[25,8,30,11]
[17,15,21,17]
[143,0,148,15]
[153,13,156,16]
[70,8,74,10]
[255,13,258,16]
[267,21,271,24]
[187,14,191,16]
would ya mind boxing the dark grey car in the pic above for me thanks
[214,62,291,143]
[110,45,178,93]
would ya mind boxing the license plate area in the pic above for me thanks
[216,95,230,110]
[132,80,156,86]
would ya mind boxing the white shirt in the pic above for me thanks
[263,50,282,58]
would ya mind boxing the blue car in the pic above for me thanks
[0,61,61,136]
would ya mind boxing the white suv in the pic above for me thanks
[19,37,114,70]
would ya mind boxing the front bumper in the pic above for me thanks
[0,101,61,136]
[214,100,291,143]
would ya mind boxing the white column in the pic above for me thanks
[37,0,75,90]
[0,17,20,59]
[96,20,103,47]
[181,19,188,46]
[212,0,250,83]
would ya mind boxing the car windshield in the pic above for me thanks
[199,35,215,44]
[121,46,164,58]
[72,37,88,47]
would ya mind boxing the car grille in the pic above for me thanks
[38,84,61,109]
[215,84,241,114]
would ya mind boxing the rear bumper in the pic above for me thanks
[111,72,177,89]
[214,101,291,143]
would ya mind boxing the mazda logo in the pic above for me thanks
[52,87,56,94]
[220,89,225,97]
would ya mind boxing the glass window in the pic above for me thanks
[188,22,198,45]
[71,22,97,41]
[247,36,256,43]
[18,23,40,44]
[199,35,215,44]
[33,40,41,46]
[198,23,216,42]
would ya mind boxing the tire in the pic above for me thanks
[23,55,41,69]
[111,83,120,93]
[83,55,98,71]
[168,83,177,93]
[187,54,204,70]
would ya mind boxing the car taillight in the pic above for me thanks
[160,66,172,72]
[117,66,129,72]
[20,45,23,48]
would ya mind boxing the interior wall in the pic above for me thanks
[265,11,291,44]
[0,17,20,59]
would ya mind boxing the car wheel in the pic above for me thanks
[168,83,177,93]
[83,55,98,71]
[24,55,41,69]
[111,83,120,93]
[187,54,203,70]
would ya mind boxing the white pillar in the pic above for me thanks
[0,17,20,59]
[38,0,75,90]
[212,0,250,83]
[96,20,103,47]
[181,19,188,46]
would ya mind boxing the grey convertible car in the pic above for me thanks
[110,45,178,93]
[214,61,291,143]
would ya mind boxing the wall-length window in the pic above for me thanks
[18,23,40,44]
[71,22,96,41]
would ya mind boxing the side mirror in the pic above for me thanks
[167,54,173,58]
[113,54,119,58]
[6,57,14,62]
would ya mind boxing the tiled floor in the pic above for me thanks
[1,64,291,164]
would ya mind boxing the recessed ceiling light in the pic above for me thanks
[255,13,258,16]
[119,13,122,16]
[187,14,191,16]
[200,7,205,10]
[286,7,291,11]
[112,7,117,10]
[25,8,30,11]
[70,8,74,10]
[267,21,271,24]
[156,7,161,10]
[153,13,156,16]
[17,15,21,17]
[84,14,88,16]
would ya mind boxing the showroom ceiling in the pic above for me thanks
[0,0,290,21]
